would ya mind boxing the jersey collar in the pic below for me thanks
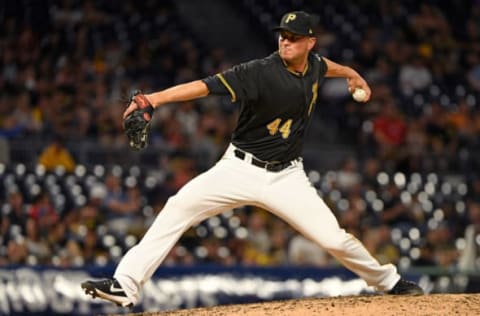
[278,51,309,77]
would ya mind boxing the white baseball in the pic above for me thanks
[352,88,367,102]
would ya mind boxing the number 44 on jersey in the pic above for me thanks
[267,118,292,139]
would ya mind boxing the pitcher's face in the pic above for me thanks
[278,30,315,63]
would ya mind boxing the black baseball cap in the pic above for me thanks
[272,11,315,37]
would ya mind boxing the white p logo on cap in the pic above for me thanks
[285,14,296,23]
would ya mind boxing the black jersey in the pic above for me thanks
[203,51,328,162]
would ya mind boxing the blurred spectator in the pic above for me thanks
[469,177,480,204]
[0,96,27,138]
[427,223,458,268]
[401,120,428,172]
[242,210,272,265]
[338,202,363,239]
[335,157,361,191]
[37,135,76,172]
[361,157,382,190]
[164,245,195,266]
[102,173,142,234]
[363,225,399,265]
[24,217,50,263]
[268,221,289,265]
[371,100,407,165]
[458,202,480,271]
[198,238,229,264]
[1,191,28,237]
[46,222,70,265]
[410,4,449,37]
[79,229,102,266]
[412,242,436,267]
[28,191,59,231]
[102,174,138,213]
[11,91,42,134]
[246,210,271,254]
[422,101,451,155]
[288,234,329,266]
[0,137,9,164]
[467,52,480,92]
[378,184,414,228]
[5,239,28,265]
[399,54,433,95]
[168,155,198,191]
[446,100,474,144]
[77,184,106,230]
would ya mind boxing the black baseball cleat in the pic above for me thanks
[387,278,424,295]
[81,278,134,307]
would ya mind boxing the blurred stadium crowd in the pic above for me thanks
[2,0,480,275]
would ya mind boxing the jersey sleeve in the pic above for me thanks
[314,53,328,79]
[201,60,261,102]
[202,75,230,96]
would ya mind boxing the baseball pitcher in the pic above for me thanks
[82,11,423,307]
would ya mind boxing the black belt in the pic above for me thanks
[234,149,295,172]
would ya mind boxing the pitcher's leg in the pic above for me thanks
[114,159,257,303]
[114,196,238,303]
[263,166,400,291]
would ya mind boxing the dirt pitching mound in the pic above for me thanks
[118,293,480,316]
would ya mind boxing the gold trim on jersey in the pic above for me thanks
[216,74,237,102]
[301,62,309,76]
[308,81,318,115]
[279,51,309,77]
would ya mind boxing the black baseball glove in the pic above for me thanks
[123,90,154,150]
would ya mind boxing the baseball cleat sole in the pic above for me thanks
[81,281,133,308]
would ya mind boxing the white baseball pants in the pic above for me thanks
[114,144,400,304]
